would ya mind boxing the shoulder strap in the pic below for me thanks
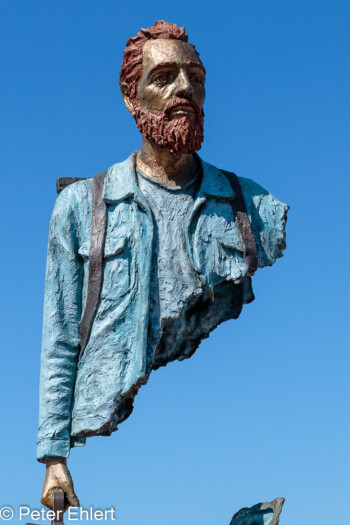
[221,169,258,276]
[56,177,87,194]
[78,171,107,361]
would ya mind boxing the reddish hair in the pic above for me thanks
[120,20,201,101]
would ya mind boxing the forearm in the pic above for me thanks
[37,189,83,462]
[37,340,79,461]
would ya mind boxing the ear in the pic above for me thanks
[120,82,136,118]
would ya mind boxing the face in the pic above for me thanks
[125,39,206,155]
[136,39,206,116]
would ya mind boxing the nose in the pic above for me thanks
[173,69,194,99]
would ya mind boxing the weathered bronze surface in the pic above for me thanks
[122,37,205,186]
[27,489,65,525]
[230,498,285,525]
[38,20,288,512]
[221,169,258,276]
[52,490,65,525]
[78,171,107,360]
[56,177,87,194]
[40,460,79,511]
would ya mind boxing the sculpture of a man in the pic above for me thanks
[38,21,288,509]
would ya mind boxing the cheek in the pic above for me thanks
[196,86,206,105]
[137,84,166,111]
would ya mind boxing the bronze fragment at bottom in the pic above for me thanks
[230,497,285,525]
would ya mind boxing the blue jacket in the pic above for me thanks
[37,152,288,461]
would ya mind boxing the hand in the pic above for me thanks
[40,459,80,511]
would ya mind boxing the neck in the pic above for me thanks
[136,137,198,187]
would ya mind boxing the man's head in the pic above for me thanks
[120,21,206,155]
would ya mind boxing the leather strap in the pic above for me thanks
[78,171,107,361]
[221,169,258,276]
[67,167,255,360]
[52,489,65,525]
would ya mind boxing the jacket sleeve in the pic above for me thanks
[37,187,83,462]
[239,176,289,268]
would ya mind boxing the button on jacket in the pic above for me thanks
[37,152,288,461]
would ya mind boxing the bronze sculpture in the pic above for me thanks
[38,21,288,509]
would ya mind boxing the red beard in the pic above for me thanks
[133,97,204,155]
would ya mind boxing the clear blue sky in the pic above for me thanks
[0,1,349,524]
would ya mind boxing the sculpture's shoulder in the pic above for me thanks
[56,177,93,208]
[48,178,94,245]
[222,170,289,268]
[52,177,93,220]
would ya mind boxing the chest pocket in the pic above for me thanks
[78,235,131,302]
[192,200,248,287]
[213,234,246,283]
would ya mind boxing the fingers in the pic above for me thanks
[61,476,80,510]
[41,463,80,511]
[66,491,80,508]
[41,489,54,510]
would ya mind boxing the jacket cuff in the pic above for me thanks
[36,439,71,463]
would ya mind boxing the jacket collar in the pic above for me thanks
[102,151,235,203]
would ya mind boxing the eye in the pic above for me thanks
[190,74,205,86]
[152,72,171,85]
